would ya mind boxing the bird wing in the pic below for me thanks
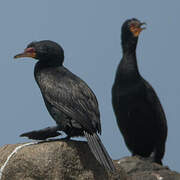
[36,67,101,134]
[143,79,168,140]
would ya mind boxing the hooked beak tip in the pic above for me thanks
[14,53,24,59]
[140,22,147,30]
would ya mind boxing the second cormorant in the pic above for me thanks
[14,40,116,172]
[112,18,167,164]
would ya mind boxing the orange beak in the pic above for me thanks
[14,47,36,59]
[130,22,146,37]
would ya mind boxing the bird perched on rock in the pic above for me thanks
[14,40,116,172]
[112,18,167,165]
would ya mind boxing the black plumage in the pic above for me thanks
[112,19,167,164]
[14,40,116,172]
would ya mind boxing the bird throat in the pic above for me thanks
[121,52,139,75]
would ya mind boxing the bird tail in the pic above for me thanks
[20,126,61,140]
[83,131,116,173]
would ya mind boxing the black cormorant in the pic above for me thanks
[14,40,116,172]
[112,18,167,165]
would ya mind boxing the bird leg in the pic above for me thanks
[20,125,61,140]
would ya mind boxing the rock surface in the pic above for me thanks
[0,140,180,180]
[116,156,180,180]
[0,140,126,180]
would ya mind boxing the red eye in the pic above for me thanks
[25,47,35,53]
[130,22,138,28]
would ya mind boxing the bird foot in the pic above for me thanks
[59,135,71,141]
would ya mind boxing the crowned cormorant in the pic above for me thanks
[14,40,116,172]
[112,18,167,164]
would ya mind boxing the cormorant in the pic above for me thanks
[14,40,116,172]
[112,18,167,165]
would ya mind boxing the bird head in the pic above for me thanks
[14,40,64,65]
[121,18,146,52]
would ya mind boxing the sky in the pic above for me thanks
[0,0,179,172]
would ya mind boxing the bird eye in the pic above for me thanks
[25,47,35,53]
[129,22,138,28]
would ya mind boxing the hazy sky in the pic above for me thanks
[0,0,179,171]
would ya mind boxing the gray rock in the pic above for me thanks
[0,140,126,180]
[1,140,180,180]
[116,156,180,180]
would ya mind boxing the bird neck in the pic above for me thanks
[123,50,139,71]
[37,59,63,67]
[119,34,140,76]
[34,60,61,76]
[121,36,138,54]
[115,50,140,83]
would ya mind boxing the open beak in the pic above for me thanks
[139,22,146,30]
[14,48,36,59]
[130,22,146,37]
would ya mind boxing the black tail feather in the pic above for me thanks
[93,133,115,169]
[84,131,116,173]
[85,132,102,164]
[91,133,110,169]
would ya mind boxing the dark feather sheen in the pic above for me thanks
[34,63,101,134]
[18,40,116,172]
[112,19,167,165]
[34,62,116,172]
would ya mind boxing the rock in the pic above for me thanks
[115,156,180,180]
[0,140,126,180]
[1,140,180,180]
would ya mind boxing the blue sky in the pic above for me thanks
[0,0,179,171]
